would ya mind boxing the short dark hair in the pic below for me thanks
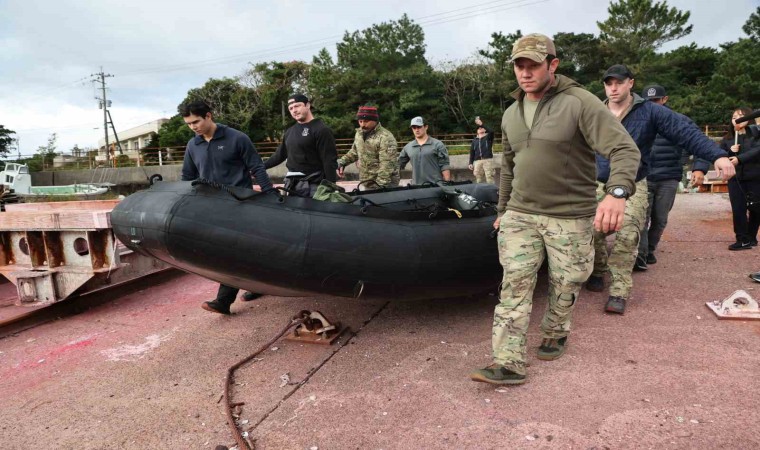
[178,100,212,118]
[545,55,556,67]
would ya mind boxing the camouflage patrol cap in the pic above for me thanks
[510,33,556,63]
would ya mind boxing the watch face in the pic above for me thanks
[613,187,624,196]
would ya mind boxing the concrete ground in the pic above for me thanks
[1,192,759,450]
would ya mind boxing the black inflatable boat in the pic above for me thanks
[110,181,502,300]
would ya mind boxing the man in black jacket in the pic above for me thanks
[635,85,710,270]
[469,124,495,183]
[264,94,338,197]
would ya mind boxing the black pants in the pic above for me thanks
[728,178,760,243]
[215,284,240,307]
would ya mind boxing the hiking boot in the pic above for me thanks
[242,291,262,301]
[605,296,626,314]
[202,300,231,315]
[633,255,648,271]
[586,275,604,292]
[537,336,567,361]
[728,241,752,251]
[469,364,526,385]
[646,253,657,264]
[750,272,760,283]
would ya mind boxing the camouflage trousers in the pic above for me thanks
[592,179,649,299]
[492,210,595,375]
[473,158,495,184]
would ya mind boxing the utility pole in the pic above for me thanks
[91,68,123,165]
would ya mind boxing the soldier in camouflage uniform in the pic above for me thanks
[337,106,399,190]
[469,34,640,386]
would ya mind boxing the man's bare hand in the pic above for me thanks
[336,166,345,178]
[714,157,736,180]
[594,196,626,233]
[493,216,501,230]
[690,170,705,186]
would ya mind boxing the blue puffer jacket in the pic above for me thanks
[597,94,726,183]
[648,134,710,182]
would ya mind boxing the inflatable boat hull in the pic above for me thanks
[111,182,502,300]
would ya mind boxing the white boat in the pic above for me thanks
[0,163,109,198]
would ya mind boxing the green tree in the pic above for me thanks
[743,6,760,40]
[158,115,194,148]
[553,32,610,87]
[310,14,443,137]
[597,0,692,62]
[0,125,16,157]
[478,30,523,74]
[181,77,258,138]
[700,38,760,124]
[37,133,57,171]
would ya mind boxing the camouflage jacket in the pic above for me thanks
[338,124,400,188]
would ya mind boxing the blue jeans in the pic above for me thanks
[638,179,679,257]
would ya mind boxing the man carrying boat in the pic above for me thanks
[470,33,641,385]
[337,105,400,190]
[179,100,275,315]
[399,116,451,185]
[265,94,339,197]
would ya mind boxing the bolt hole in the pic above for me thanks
[73,237,90,256]
[19,237,29,255]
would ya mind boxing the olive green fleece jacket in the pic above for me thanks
[497,75,640,218]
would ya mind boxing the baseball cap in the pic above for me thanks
[356,106,379,121]
[641,84,667,100]
[509,33,556,63]
[410,116,425,127]
[287,93,310,105]
[602,64,634,81]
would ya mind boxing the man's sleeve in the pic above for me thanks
[485,126,495,146]
[316,126,338,182]
[241,136,273,192]
[469,140,476,165]
[655,106,727,162]
[577,92,639,194]
[264,132,288,170]
[497,123,514,214]
[180,144,198,181]
[376,134,398,187]
[398,145,410,170]
[436,141,451,171]
[339,138,359,167]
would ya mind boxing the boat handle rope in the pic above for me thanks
[191,178,283,202]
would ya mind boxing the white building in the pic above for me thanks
[96,119,169,164]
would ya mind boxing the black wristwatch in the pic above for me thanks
[607,186,630,199]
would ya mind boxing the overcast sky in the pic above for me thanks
[0,0,755,155]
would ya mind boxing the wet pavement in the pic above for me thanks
[1,192,759,449]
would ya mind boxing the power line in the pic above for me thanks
[115,0,544,78]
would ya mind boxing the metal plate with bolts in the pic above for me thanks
[285,310,350,345]
[705,290,760,320]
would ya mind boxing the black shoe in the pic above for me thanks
[728,241,752,251]
[751,240,758,247]
[750,272,760,283]
[633,255,648,271]
[586,275,604,292]
[202,300,231,315]
[646,253,657,264]
[242,291,262,301]
[605,296,626,314]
